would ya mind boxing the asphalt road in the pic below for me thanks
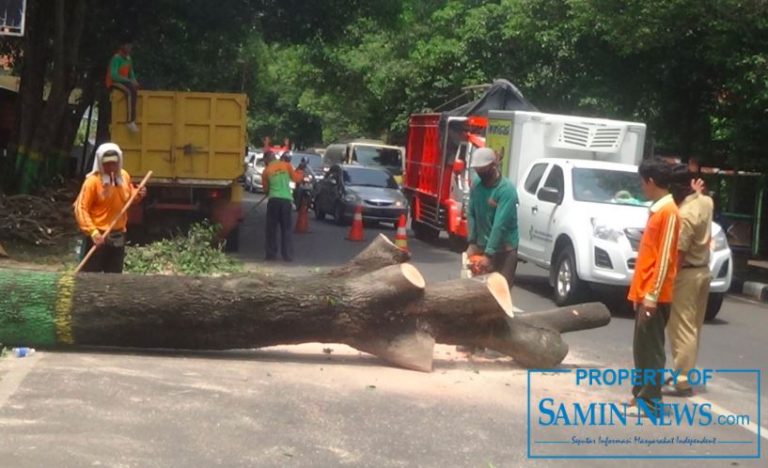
[0,191,765,467]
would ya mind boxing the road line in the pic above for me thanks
[689,395,767,442]
[0,355,40,408]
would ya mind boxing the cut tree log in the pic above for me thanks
[0,234,610,371]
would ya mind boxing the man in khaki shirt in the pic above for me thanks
[666,165,714,395]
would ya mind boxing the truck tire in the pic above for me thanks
[412,220,440,242]
[449,233,468,253]
[705,293,724,321]
[553,245,588,306]
[224,225,240,253]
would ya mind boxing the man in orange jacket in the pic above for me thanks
[628,157,680,416]
[74,143,145,273]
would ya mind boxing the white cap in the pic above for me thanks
[469,147,496,168]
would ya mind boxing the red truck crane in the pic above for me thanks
[402,80,536,250]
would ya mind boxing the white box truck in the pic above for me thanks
[482,111,732,319]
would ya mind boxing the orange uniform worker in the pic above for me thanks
[74,143,145,273]
[262,151,305,261]
[627,157,680,416]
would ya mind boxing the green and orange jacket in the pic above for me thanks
[262,161,304,201]
[105,52,136,88]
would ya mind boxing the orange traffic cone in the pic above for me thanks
[347,204,365,241]
[294,197,310,233]
[394,214,409,252]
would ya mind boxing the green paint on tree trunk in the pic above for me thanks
[0,269,59,346]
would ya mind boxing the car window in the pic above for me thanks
[351,146,403,174]
[572,167,649,206]
[524,163,548,194]
[343,167,398,189]
[543,165,564,193]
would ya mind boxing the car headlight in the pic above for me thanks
[712,227,728,251]
[394,200,404,207]
[343,193,360,204]
[591,218,623,242]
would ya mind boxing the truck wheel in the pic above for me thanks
[449,233,468,253]
[413,220,439,242]
[705,293,724,321]
[553,245,587,306]
[224,225,240,253]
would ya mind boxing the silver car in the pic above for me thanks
[313,164,408,226]
[243,155,265,193]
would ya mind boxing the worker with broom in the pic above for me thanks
[74,143,146,273]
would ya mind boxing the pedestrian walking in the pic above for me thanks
[627,157,680,416]
[262,150,305,261]
[665,164,714,396]
[73,143,146,273]
[465,147,520,289]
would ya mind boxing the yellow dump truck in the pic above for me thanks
[110,90,247,249]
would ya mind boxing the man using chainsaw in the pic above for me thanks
[74,143,146,273]
[465,147,520,289]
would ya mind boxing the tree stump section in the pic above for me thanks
[0,234,610,371]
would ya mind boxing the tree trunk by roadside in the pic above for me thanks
[16,0,88,192]
[0,234,611,371]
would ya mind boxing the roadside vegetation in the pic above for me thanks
[124,221,242,276]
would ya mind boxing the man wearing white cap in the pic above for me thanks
[465,147,520,289]
[73,142,146,273]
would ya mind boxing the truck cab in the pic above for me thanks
[486,111,732,319]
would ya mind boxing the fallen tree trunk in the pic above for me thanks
[0,234,610,371]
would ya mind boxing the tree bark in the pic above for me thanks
[0,234,611,371]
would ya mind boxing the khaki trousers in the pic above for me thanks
[668,267,711,389]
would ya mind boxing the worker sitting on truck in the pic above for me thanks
[465,147,520,290]
[262,150,306,262]
[106,40,140,133]
[74,143,146,273]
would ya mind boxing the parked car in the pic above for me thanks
[313,164,408,226]
[244,157,266,193]
[324,140,405,184]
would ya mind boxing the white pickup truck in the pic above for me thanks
[483,111,732,319]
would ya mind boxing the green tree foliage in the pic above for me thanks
[3,0,766,195]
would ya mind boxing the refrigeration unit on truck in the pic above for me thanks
[482,110,732,319]
[110,90,248,250]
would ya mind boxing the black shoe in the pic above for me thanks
[662,386,694,397]
[282,257,293,262]
[264,256,277,262]
[627,401,670,418]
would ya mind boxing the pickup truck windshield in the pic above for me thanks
[572,167,649,206]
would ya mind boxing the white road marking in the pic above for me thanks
[689,395,768,441]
